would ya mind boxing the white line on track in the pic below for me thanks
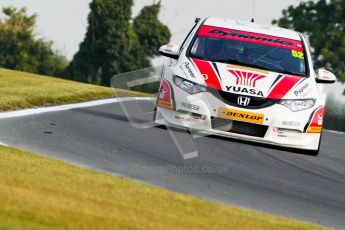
[0,97,152,119]
[0,142,8,146]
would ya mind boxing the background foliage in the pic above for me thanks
[324,96,345,132]
[0,1,170,86]
[67,0,171,86]
[0,7,68,78]
[272,0,345,87]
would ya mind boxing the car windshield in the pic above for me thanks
[189,25,307,76]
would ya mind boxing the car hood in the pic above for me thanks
[175,57,317,100]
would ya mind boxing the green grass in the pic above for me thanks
[0,68,146,111]
[0,146,329,230]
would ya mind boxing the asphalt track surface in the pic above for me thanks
[0,100,345,229]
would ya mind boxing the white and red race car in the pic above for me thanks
[155,18,336,155]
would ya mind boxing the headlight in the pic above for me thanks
[279,99,316,112]
[173,75,207,94]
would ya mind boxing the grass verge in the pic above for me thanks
[0,68,146,111]
[0,146,328,230]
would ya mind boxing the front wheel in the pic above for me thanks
[301,148,320,156]
[153,106,157,122]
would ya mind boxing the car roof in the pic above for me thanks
[204,17,302,41]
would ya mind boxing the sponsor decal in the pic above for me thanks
[181,102,200,111]
[317,114,323,126]
[192,58,222,90]
[225,86,264,97]
[305,106,324,133]
[159,88,167,99]
[174,114,206,121]
[218,108,264,124]
[158,100,173,109]
[291,50,304,59]
[198,25,304,52]
[307,127,322,133]
[267,75,302,99]
[180,81,194,90]
[165,44,176,52]
[227,64,268,74]
[180,62,196,78]
[228,70,266,87]
[227,69,265,97]
[294,82,310,97]
[157,80,174,110]
[209,29,293,45]
[174,115,193,122]
[237,96,251,107]
[282,121,301,127]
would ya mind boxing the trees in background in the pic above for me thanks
[0,7,68,77]
[0,1,170,85]
[67,0,171,86]
[272,0,345,87]
[324,96,345,132]
[132,3,171,68]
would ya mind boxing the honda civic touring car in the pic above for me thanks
[155,17,336,155]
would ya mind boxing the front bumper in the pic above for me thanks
[155,108,321,150]
[155,80,322,151]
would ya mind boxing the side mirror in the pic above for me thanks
[316,68,336,84]
[159,44,180,59]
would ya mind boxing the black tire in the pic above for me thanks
[304,148,320,156]
[152,106,167,129]
[153,96,159,123]
[313,130,323,156]
[153,106,157,122]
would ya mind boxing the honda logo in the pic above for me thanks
[237,96,251,107]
